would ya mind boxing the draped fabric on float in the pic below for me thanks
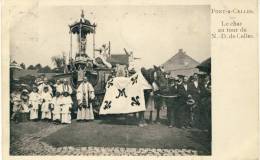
[99,71,152,115]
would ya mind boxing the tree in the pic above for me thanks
[34,63,42,70]
[20,63,26,69]
[38,65,52,73]
[27,65,35,70]
[19,75,36,86]
[51,55,65,69]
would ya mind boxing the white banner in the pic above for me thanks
[99,71,152,114]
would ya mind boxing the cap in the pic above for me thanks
[174,77,179,81]
[22,89,29,93]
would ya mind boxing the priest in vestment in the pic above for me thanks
[76,77,95,121]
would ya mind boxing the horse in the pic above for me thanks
[141,65,169,123]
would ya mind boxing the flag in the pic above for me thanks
[99,71,152,114]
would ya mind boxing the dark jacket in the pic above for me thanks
[178,83,190,105]
[165,84,179,107]
[188,80,201,102]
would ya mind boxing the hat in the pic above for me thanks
[174,77,179,81]
[177,75,184,79]
[22,89,29,93]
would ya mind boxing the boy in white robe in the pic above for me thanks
[51,92,62,124]
[54,79,63,94]
[60,92,72,124]
[29,85,41,120]
[41,86,53,120]
[76,77,95,121]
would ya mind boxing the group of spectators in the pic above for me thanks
[139,73,211,131]
[10,71,211,132]
[10,75,95,124]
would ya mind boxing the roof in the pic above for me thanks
[107,54,129,66]
[69,11,95,34]
[197,57,211,73]
[162,49,199,71]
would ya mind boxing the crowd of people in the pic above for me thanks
[139,73,211,131]
[10,76,95,124]
[10,71,211,132]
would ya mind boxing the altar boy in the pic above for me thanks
[60,91,73,124]
[29,85,41,121]
[41,86,53,121]
[51,92,62,124]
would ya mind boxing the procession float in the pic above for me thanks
[54,11,114,112]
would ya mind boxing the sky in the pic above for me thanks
[10,5,210,68]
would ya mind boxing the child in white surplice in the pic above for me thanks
[28,85,41,121]
[60,91,72,124]
[41,86,53,121]
[51,92,62,124]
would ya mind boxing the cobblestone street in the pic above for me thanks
[10,120,209,156]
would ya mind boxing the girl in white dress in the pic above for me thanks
[29,85,41,120]
[60,92,72,124]
[51,92,62,124]
[20,89,30,121]
[41,86,53,120]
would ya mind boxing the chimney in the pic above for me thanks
[178,49,183,53]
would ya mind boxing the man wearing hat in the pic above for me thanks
[29,84,41,121]
[76,77,95,121]
[178,76,192,129]
[165,77,179,128]
[62,79,73,95]
[38,77,53,95]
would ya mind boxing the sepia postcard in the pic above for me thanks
[1,0,258,159]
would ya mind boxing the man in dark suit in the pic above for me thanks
[189,73,201,102]
[200,75,211,131]
[165,77,179,128]
[177,76,191,129]
[189,73,202,127]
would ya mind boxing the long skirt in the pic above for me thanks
[30,109,38,120]
[61,113,71,124]
[77,105,94,120]
[53,113,61,121]
[52,106,61,121]
[41,102,51,119]
[61,104,71,123]
[42,111,51,119]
